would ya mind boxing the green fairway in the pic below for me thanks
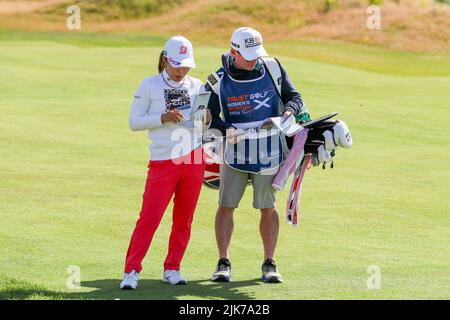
[0,32,449,300]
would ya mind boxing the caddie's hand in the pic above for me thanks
[205,109,211,125]
[283,110,292,118]
[161,110,184,124]
[226,127,240,144]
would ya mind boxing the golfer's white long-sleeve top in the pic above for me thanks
[129,70,206,160]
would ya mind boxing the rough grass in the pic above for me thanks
[41,0,188,21]
[0,0,449,52]
[0,32,449,300]
[0,0,68,15]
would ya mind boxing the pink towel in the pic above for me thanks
[272,128,309,191]
[286,154,312,226]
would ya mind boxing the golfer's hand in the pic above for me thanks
[161,110,184,124]
[226,127,241,144]
[205,109,211,125]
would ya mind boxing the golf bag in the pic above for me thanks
[278,116,353,226]
[203,161,221,189]
[202,132,222,190]
[304,119,353,169]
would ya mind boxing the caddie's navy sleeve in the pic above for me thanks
[205,82,232,136]
[278,60,309,116]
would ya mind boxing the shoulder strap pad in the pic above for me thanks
[261,57,282,96]
[206,70,222,95]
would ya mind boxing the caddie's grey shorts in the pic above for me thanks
[219,164,278,209]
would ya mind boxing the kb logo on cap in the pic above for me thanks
[244,36,262,48]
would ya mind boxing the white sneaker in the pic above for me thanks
[120,270,139,290]
[163,270,187,285]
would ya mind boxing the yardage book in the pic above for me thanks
[181,91,211,122]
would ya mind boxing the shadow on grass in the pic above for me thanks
[1,278,263,300]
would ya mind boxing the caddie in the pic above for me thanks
[205,27,311,283]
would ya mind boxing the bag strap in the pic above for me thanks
[261,57,282,96]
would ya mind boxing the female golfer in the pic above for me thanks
[120,35,210,289]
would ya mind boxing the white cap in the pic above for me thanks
[163,35,196,68]
[230,27,268,61]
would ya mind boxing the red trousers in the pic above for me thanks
[124,148,206,273]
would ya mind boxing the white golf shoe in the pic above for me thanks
[120,270,139,290]
[163,270,187,285]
